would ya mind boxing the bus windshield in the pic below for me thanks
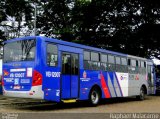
[3,39,36,63]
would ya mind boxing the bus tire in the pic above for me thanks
[136,86,145,101]
[89,87,101,106]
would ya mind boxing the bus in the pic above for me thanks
[155,65,160,94]
[0,59,2,94]
[2,36,156,105]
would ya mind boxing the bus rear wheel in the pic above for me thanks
[89,87,100,106]
[136,87,145,100]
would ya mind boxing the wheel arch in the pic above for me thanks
[89,84,102,98]
[141,84,147,94]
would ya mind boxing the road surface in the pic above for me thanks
[0,95,160,113]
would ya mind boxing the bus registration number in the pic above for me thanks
[13,86,20,90]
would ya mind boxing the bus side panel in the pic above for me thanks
[79,70,130,100]
[61,75,71,98]
[115,72,129,97]
[38,38,61,102]
[79,70,121,100]
[101,72,128,98]
[42,67,61,102]
[71,75,79,98]
[128,73,147,96]
[79,70,102,100]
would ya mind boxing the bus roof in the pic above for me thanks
[128,55,147,61]
[4,36,149,60]
[44,37,127,57]
[4,36,36,43]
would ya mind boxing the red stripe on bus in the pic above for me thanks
[100,73,111,98]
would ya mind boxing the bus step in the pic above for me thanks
[62,99,77,103]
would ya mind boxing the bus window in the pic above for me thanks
[62,54,71,74]
[4,39,36,62]
[91,52,100,70]
[47,44,58,66]
[108,55,115,71]
[120,57,128,72]
[84,51,91,69]
[116,57,121,65]
[141,61,144,67]
[84,51,90,60]
[71,54,79,75]
[101,54,108,71]
[121,58,127,65]
[101,54,107,63]
[108,55,115,64]
[91,52,99,61]
[131,59,136,67]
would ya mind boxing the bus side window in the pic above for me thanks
[84,51,91,69]
[108,55,115,71]
[128,59,131,66]
[47,44,58,66]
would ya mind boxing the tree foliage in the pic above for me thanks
[0,0,33,41]
[0,0,160,58]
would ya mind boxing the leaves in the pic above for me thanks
[1,0,160,58]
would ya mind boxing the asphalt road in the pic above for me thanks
[0,94,160,113]
[0,95,160,113]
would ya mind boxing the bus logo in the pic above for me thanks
[135,74,139,80]
[120,76,124,80]
[4,70,9,76]
[83,71,87,78]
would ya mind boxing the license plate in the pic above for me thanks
[13,86,20,89]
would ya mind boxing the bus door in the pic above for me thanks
[61,52,79,99]
[147,64,155,94]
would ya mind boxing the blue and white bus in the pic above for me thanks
[2,36,156,105]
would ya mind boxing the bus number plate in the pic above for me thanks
[14,86,20,90]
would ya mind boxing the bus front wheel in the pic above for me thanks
[89,87,101,106]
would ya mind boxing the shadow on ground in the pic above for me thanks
[0,95,155,112]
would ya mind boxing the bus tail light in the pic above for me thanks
[32,70,42,86]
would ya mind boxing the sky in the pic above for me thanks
[152,58,160,65]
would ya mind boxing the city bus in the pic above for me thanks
[2,36,156,105]
[155,65,160,94]
[0,59,2,94]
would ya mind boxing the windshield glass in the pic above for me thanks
[4,39,36,63]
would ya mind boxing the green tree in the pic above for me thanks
[0,0,33,40]
[1,0,160,59]
[72,0,160,58]
[36,0,75,41]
